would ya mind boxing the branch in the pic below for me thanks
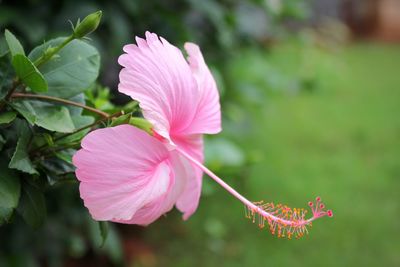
[30,111,123,155]
[34,35,74,67]
[10,92,110,118]
[0,80,21,111]
[54,111,123,142]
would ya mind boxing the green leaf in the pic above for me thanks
[35,106,75,133]
[0,111,16,124]
[12,54,48,92]
[72,114,94,129]
[29,38,100,98]
[99,221,109,247]
[4,29,25,57]
[17,182,46,228]
[9,101,36,125]
[64,93,96,137]
[12,100,75,133]
[8,120,38,174]
[55,115,95,146]
[0,160,21,225]
[67,93,86,116]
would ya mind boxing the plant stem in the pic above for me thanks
[31,111,122,155]
[54,111,122,142]
[176,146,315,226]
[1,35,74,111]
[10,92,110,118]
[0,79,21,111]
[34,35,74,67]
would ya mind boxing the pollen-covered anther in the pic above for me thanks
[245,201,308,239]
[244,197,332,240]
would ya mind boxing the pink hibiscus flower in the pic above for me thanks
[73,32,332,238]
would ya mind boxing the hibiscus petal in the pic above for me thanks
[73,125,173,221]
[118,32,198,141]
[118,32,221,141]
[183,42,221,135]
[172,134,204,220]
[116,152,188,225]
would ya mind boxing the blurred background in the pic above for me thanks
[1,0,399,266]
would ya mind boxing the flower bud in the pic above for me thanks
[74,11,102,38]
[129,117,153,135]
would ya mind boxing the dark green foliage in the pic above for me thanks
[0,12,116,264]
[12,101,75,132]
[8,119,37,174]
[29,38,100,98]
[12,54,48,92]
[0,160,20,225]
[0,51,15,100]
[17,181,47,228]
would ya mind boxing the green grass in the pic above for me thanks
[139,42,400,267]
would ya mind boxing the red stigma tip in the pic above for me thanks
[152,130,165,142]
[308,196,332,220]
